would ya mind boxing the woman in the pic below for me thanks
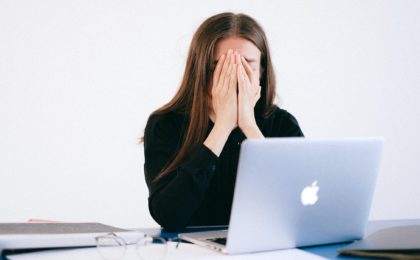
[143,12,304,232]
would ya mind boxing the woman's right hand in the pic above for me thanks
[204,49,238,156]
[211,49,238,132]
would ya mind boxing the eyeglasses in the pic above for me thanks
[95,232,168,260]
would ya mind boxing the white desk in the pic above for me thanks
[5,219,420,260]
[6,242,323,260]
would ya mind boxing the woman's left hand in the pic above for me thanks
[236,53,262,136]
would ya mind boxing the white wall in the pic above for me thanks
[1,0,419,228]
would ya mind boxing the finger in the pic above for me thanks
[240,64,252,95]
[213,54,226,87]
[221,63,233,95]
[239,58,252,84]
[237,62,245,93]
[237,54,248,94]
[240,63,247,82]
[236,54,244,83]
[241,56,255,82]
[235,52,241,66]
[217,49,233,89]
[228,63,237,94]
[237,65,243,96]
[232,50,237,65]
[223,50,235,90]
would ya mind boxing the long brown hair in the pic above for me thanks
[149,12,277,181]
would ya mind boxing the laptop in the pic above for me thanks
[179,137,384,254]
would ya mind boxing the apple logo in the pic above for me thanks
[301,181,320,206]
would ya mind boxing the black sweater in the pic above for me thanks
[143,107,304,232]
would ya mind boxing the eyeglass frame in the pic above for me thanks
[95,232,168,260]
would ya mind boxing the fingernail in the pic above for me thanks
[228,49,233,54]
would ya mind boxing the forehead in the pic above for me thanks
[214,36,261,62]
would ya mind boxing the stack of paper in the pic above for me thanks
[0,223,143,253]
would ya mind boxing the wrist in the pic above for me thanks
[240,123,264,139]
[204,121,233,157]
[238,120,257,134]
[214,118,236,133]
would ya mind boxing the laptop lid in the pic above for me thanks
[226,137,383,254]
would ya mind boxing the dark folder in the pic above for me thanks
[338,225,420,259]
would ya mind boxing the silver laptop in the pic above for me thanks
[179,137,384,254]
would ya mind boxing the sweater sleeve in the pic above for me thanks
[143,114,218,232]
